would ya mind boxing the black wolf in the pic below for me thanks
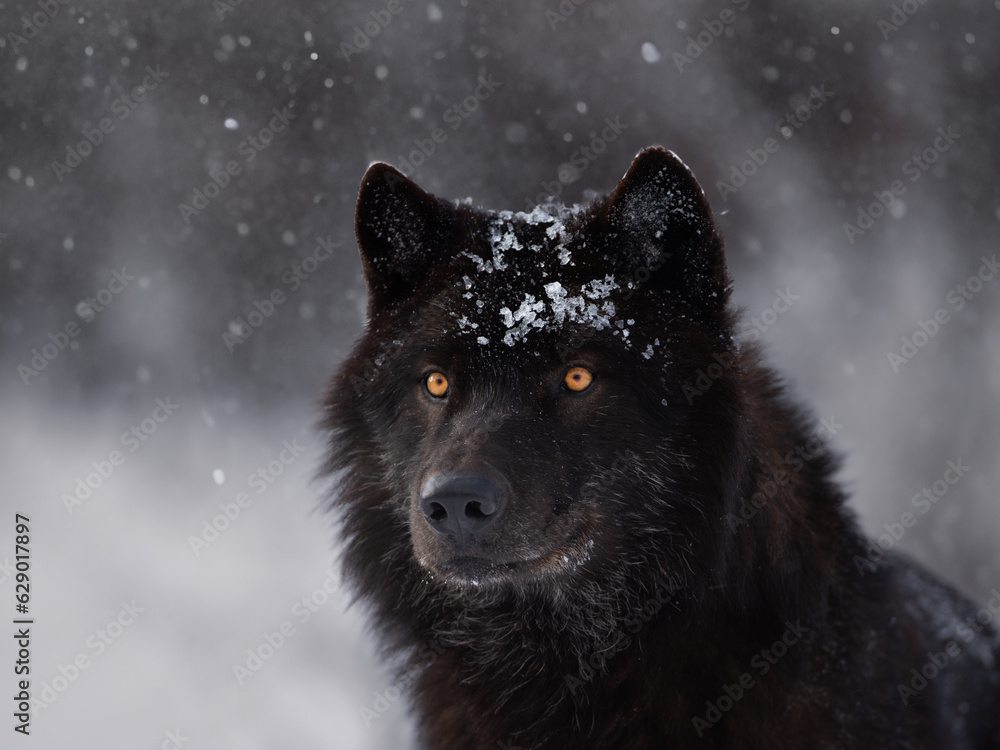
[323,147,1000,748]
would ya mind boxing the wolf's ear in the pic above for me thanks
[603,147,729,315]
[355,163,459,316]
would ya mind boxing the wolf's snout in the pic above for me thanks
[419,474,504,544]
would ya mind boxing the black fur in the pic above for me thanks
[322,147,1000,749]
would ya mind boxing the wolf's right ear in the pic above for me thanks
[355,163,459,316]
[602,147,729,318]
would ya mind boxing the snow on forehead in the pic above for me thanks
[449,201,632,347]
[463,204,577,272]
[497,275,620,346]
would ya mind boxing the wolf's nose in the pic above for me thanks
[419,474,504,545]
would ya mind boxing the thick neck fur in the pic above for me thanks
[324,340,863,749]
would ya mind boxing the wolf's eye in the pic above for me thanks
[425,372,450,398]
[563,366,594,393]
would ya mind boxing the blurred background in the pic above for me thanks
[1,0,998,747]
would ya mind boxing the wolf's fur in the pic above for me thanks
[323,148,1000,749]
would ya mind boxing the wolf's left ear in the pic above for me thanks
[355,163,460,316]
[603,147,729,315]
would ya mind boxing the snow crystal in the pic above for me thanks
[487,219,519,270]
[499,293,547,346]
[516,203,578,229]
[476,207,578,276]
[451,206,627,348]
[641,42,662,63]
[513,295,545,324]
[511,205,574,264]
[531,278,617,340]
[544,281,567,304]
[581,275,620,300]
[463,252,493,273]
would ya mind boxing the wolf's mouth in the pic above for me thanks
[426,528,597,587]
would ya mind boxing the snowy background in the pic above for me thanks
[1,0,998,747]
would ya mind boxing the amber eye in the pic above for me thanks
[563,366,594,393]
[425,371,450,398]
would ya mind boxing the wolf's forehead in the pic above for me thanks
[461,205,577,272]
[439,207,632,349]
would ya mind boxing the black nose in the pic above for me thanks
[419,474,504,546]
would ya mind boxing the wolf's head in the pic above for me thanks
[325,148,748,611]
